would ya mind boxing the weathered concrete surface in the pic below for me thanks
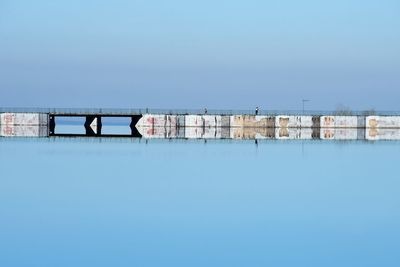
[0,125,48,137]
[366,116,400,128]
[0,113,48,125]
[320,128,363,140]
[184,127,222,139]
[135,114,184,128]
[230,127,275,139]
[3,112,400,140]
[135,125,185,139]
[275,116,314,128]
[320,116,360,128]
[185,115,225,127]
[134,114,400,129]
[275,128,314,140]
[230,115,275,128]
[366,128,400,140]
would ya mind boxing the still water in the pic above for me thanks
[0,138,399,267]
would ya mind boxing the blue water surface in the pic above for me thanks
[0,139,399,267]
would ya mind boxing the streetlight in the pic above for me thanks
[302,99,310,115]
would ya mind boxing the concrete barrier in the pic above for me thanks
[320,128,362,140]
[135,114,185,128]
[0,113,48,125]
[366,116,400,128]
[184,127,221,139]
[230,115,275,128]
[230,127,274,139]
[221,116,230,128]
[320,116,359,128]
[184,115,203,127]
[0,125,48,137]
[366,128,400,140]
[275,115,314,128]
[4,111,400,140]
[185,115,223,127]
[275,128,314,139]
[136,125,185,138]
[135,126,162,138]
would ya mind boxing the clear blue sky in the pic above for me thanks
[0,0,399,110]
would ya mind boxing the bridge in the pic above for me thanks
[1,108,400,141]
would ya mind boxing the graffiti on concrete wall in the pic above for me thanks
[230,115,275,128]
[230,127,274,139]
[185,115,224,127]
[3,112,400,140]
[275,128,314,140]
[366,128,400,140]
[275,116,314,128]
[320,116,359,128]
[366,116,400,128]
[0,125,47,137]
[0,113,48,125]
[323,128,359,140]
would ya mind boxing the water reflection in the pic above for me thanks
[2,124,400,141]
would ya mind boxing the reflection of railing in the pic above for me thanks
[2,107,400,116]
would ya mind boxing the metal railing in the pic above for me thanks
[1,107,400,116]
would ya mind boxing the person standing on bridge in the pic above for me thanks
[255,106,259,115]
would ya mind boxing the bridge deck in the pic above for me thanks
[2,107,400,116]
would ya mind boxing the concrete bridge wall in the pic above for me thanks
[2,112,400,140]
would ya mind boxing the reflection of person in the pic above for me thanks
[255,106,259,115]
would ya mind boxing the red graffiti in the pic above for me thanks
[4,114,14,124]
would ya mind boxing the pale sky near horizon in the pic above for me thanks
[0,0,399,111]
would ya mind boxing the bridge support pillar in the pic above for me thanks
[130,115,142,138]
[85,115,102,136]
[49,115,55,135]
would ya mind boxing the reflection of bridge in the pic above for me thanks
[1,111,400,141]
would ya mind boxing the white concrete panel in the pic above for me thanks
[137,125,184,139]
[135,114,180,127]
[333,129,358,140]
[320,128,358,140]
[320,128,335,140]
[366,116,400,128]
[165,115,181,128]
[320,116,334,128]
[230,127,275,139]
[0,113,47,125]
[185,115,203,127]
[203,115,222,127]
[0,125,46,137]
[184,127,221,139]
[135,126,166,138]
[136,126,159,138]
[184,115,222,127]
[334,116,358,128]
[230,115,274,127]
[221,116,230,127]
[320,116,358,128]
[366,128,400,140]
[275,116,313,128]
[275,128,313,139]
